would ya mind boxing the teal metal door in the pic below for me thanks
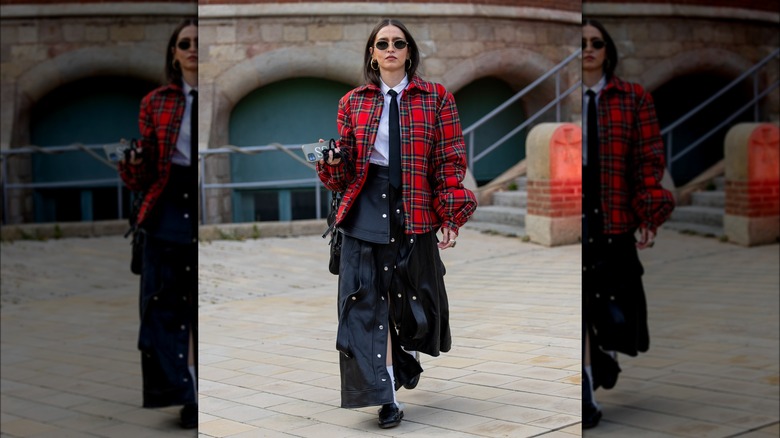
[30,76,156,222]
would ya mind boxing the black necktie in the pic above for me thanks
[586,90,598,171]
[190,89,198,168]
[388,89,401,189]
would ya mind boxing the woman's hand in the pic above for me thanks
[438,227,458,250]
[636,226,655,250]
[125,148,144,166]
[316,139,341,166]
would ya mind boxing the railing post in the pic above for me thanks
[117,179,123,219]
[666,132,673,174]
[555,71,561,122]
[315,179,322,220]
[2,156,8,225]
[753,71,759,122]
[468,131,475,174]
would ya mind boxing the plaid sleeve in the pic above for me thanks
[118,94,156,192]
[317,94,355,192]
[630,87,675,233]
[430,87,477,235]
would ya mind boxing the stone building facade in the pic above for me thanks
[584,1,779,185]
[1,1,197,224]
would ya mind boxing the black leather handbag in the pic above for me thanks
[324,191,342,275]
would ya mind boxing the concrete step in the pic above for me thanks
[663,222,724,238]
[493,190,527,208]
[470,206,526,227]
[463,221,525,238]
[691,190,725,208]
[669,205,723,228]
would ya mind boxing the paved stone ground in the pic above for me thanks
[586,230,779,438]
[1,236,194,437]
[2,225,778,438]
[196,226,582,437]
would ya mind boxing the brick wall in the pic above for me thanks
[527,180,582,218]
[196,0,581,11]
[726,180,780,218]
[586,0,779,13]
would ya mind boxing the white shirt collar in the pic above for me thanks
[380,75,409,96]
[182,80,197,96]
[584,75,606,96]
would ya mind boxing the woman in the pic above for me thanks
[317,19,476,429]
[581,19,674,428]
[118,18,199,429]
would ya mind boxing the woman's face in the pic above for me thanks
[582,25,606,74]
[370,25,409,75]
[173,25,198,74]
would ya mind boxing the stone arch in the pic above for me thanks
[209,46,363,148]
[13,46,163,147]
[442,48,565,117]
[639,48,754,93]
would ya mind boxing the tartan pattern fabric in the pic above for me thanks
[119,84,186,225]
[597,76,675,234]
[317,76,477,235]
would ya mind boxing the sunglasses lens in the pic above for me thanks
[375,41,389,50]
[177,41,190,50]
[592,40,605,50]
[394,40,407,50]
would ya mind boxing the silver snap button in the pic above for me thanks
[181,325,186,330]
[412,296,417,300]
[390,238,395,243]
[382,214,387,218]
[384,266,389,271]
[377,354,382,358]
[184,213,189,219]
[382,194,387,198]
[351,296,356,300]
[397,293,402,298]
[179,353,184,358]
[379,325,384,330]
[595,293,600,298]
[184,193,189,199]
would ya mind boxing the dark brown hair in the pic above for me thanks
[363,19,420,87]
[583,19,618,79]
[165,18,198,85]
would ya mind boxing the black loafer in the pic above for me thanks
[179,403,197,429]
[403,351,421,390]
[583,403,602,429]
[378,403,403,429]
[594,351,621,390]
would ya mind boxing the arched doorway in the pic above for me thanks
[228,77,352,222]
[455,77,528,185]
[653,73,754,185]
[29,76,157,222]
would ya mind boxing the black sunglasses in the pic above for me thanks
[177,39,197,51]
[375,40,408,51]
[582,39,605,50]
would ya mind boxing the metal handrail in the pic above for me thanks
[464,48,582,173]
[1,143,125,225]
[663,48,780,174]
[199,143,323,225]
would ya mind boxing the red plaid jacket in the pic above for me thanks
[317,76,477,235]
[118,83,185,225]
[596,76,675,234]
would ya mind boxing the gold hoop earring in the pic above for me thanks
[172,59,180,71]
[370,58,379,71]
[406,58,412,70]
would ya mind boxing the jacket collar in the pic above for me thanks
[355,75,433,95]
[602,75,632,94]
